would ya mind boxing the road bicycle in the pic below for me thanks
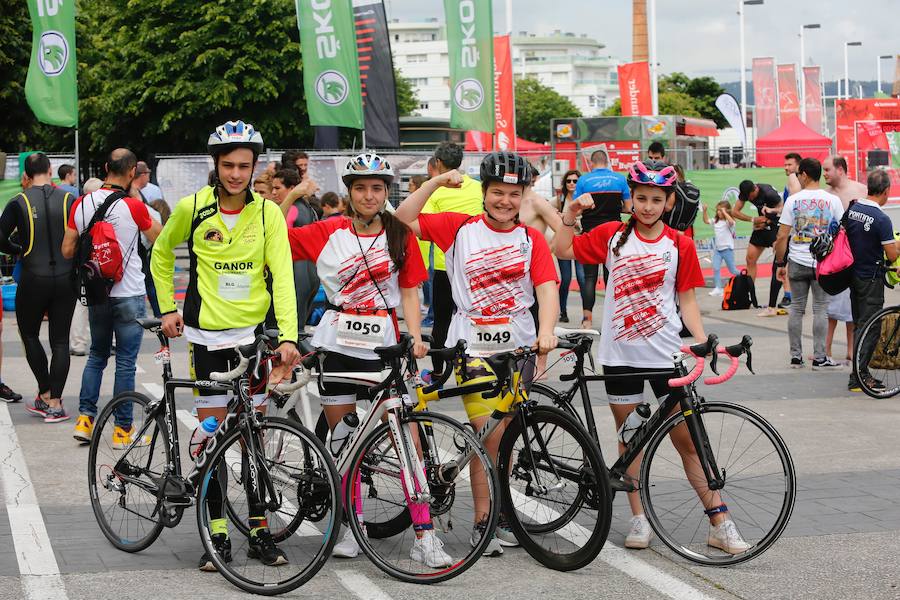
[87,319,340,595]
[852,304,900,398]
[272,333,499,584]
[525,329,796,566]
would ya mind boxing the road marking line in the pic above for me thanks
[0,404,69,600]
[335,569,394,600]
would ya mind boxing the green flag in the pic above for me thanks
[444,0,494,133]
[295,0,364,129]
[25,0,78,127]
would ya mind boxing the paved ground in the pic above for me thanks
[0,276,899,600]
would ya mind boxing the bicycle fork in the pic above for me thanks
[681,397,726,491]
[385,398,431,504]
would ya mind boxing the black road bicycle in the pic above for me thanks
[87,319,340,596]
[527,330,796,566]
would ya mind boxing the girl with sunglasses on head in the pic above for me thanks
[552,170,585,323]
[553,159,751,555]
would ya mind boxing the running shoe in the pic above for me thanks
[777,296,792,309]
[198,533,232,572]
[470,518,503,557]
[495,515,519,547]
[624,514,652,549]
[559,312,570,323]
[112,425,150,450]
[849,374,885,393]
[757,307,778,317]
[0,383,22,403]
[25,396,50,418]
[789,358,805,369]
[708,520,751,554]
[812,357,842,371]
[73,415,94,443]
[44,403,70,423]
[332,526,362,558]
[708,287,724,297]
[410,530,452,568]
[247,529,288,566]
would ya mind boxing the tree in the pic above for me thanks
[394,69,419,117]
[514,77,581,143]
[77,0,312,156]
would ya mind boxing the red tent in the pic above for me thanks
[755,116,833,167]
[465,130,550,153]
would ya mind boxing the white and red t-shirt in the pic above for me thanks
[69,188,154,298]
[573,221,705,368]
[419,213,558,356]
[288,216,427,359]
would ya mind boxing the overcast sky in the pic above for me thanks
[383,0,897,84]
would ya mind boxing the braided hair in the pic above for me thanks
[611,217,636,257]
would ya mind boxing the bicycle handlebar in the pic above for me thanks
[210,355,250,382]
[668,334,754,387]
[667,335,717,387]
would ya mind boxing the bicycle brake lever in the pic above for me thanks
[745,349,754,374]
[709,347,719,375]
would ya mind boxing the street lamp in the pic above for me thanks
[843,41,862,100]
[799,23,820,121]
[649,0,658,115]
[877,54,893,95]
[739,0,764,138]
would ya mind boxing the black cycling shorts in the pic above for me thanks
[189,342,267,408]
[602,365,686,405]
[749,228,777,248]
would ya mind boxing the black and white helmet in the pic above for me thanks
[341,152,394,187]
[207,120,264,158]
[479,151,533,187]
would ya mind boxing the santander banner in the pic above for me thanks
[493,35,516,150]
[617,61,653,116]
[752,57,778,138]
[803,66,823,134]
[777,64,800,124]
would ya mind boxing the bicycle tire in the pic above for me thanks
[497,404,612,571]
[345,411,500,584]
[87,392,169,553]
[852,305,900,399]
[197,416,340,596]
[640,401,796,566]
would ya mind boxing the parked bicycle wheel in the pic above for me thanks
[88,392,171,552]
[852,305,900,398]
[197,416,339,596]
[641,401,796,566]
[497,404,612,571]
[345,411,499,584]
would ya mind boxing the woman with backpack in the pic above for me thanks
[702,200,740,297]
[553,159,751,555]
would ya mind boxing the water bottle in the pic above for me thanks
[189,416,219,458]
[617,403,651,444]
[329,412,360,457]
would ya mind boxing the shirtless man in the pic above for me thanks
[822,155,868,362]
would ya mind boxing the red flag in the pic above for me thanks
[777,64,800,124]
[803,66,823,134]
[493,35,516,150]
[752,58,778,137]
[617,61,653,116]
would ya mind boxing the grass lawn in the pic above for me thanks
[0,180,23,207]
[685,167,788,240]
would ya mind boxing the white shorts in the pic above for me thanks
[827,289,853,322]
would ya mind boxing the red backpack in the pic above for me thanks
[74,191,134,305]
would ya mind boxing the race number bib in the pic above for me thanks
[336,312,388,350]
[218,274,251,301]
[468,320,515,357]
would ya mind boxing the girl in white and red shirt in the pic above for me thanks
[396,151,560,556]
[287,153,451,567]
[554,160,750,555]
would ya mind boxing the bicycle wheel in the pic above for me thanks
[88,392,170,552]
[345,411,499,584]
[197,417,340,596]
[640,401,796,566]
[497,404,612,571]
[528,382,584,427]
[853,305,900,398]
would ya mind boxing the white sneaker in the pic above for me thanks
[708,287,724,297]
[332,526,363,558]
[410,530,452,568]
[470,519,503,557]
[708,519,751,554]
[624,514,652,549]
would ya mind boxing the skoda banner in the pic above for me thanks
[444,0,494,133]
[25,0,78,127]
[296,0,364,129]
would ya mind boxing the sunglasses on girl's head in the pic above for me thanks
[630,165,676,186]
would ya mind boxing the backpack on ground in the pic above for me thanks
[663,180,701,232]
[73,191,130,306]
[814,204,854,296]
[721,269,758,310]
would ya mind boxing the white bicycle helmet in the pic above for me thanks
[341,152,394,187]
[207,120,264,158]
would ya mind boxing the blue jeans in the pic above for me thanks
[711,248,739,289]
[79,295,147,428]
[558,259,585,314]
